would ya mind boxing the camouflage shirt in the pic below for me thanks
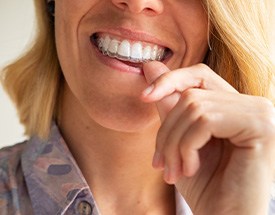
[0,124,193,215]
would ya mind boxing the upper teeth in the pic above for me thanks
[96,35,166,63]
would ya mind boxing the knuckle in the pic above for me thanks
[263,97,273,106]
[185,101,204,122]
[198,114,211,126]
[188,101,203,114]
[197,63,210,72]
[251,113,275,140]
[262,114,275,137]
[157,73,174,86]
[196,63,213,77]
[256,97,274,112]
[181,88,198,101]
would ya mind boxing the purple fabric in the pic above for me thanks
[0,124,100,215]
[0,123,274,214]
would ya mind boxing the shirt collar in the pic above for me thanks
[21,123,97,214]
[21,123,192,215]
[175,188,193,215]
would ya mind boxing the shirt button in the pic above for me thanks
[77,201,93,215]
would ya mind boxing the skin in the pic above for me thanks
[142,62,275,214]
[54,0,275,214]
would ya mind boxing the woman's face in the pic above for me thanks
[55,0,208,132]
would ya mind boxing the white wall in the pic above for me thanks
[0,0,35,147]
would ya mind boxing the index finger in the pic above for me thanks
[142,62,238,102]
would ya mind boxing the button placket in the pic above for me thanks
[78,201,93,215]
[70,189,95,215]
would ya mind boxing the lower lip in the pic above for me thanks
[91,41,144,75]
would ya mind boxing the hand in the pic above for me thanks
[141,61,275,215]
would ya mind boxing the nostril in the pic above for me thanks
[112,0,163,15]
[144,7,159,16]
[117,2,128,10]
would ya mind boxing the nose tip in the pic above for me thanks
[112,0,164,15]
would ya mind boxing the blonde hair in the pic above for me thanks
[204,0,274,96]
[1,0,274,139]
[1,0,61,138]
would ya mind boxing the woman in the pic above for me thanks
[0,0,275,214]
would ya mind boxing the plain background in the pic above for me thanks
[0,0,35,147]
[0,1,274,148]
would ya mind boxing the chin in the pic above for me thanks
[85,103,160,133]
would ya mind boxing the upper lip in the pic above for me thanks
[91,27,172,51]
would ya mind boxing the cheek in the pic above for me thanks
[176,0,208,35]
[54,9,82,98]
[179,10,208,47]
[170,2,209,65]
[182,22,209,65]
[54,0,93,74]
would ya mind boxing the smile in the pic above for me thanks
[91,33,172,64]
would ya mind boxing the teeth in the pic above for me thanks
[143,46,151,61]
[108,39,119,57]
[131,43,143,62]
[96,35,166,63]
[118,40,131,58]
[102,36,111,54]
[151,45,158,61]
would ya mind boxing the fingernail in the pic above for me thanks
[142,85,154,96]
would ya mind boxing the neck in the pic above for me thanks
[58,86,175,214]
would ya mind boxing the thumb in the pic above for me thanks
[142,61,181,122]
[143,61,170,85]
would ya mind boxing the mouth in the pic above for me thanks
[90,33,173,68]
